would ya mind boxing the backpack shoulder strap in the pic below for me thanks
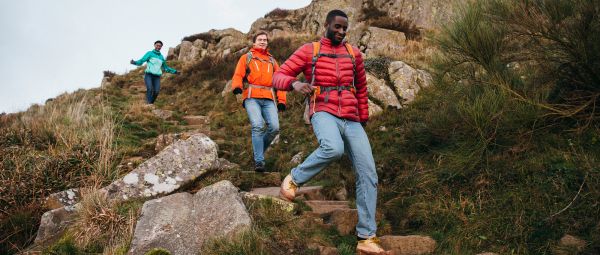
[344,43,357,88]
[310,42,321,86]
[243,51,253,84]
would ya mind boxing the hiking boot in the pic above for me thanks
[356,237,391,255]
[279,174,297,201]
[254,163,266,173]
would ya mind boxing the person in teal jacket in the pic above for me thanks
[130,40,178,104]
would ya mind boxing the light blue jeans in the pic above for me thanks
[244,98,280,166]
[291,112,378,238]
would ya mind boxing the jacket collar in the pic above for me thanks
[319,37,346,48]
[250,47,270,57]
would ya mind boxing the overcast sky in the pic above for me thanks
[0,0,311,113]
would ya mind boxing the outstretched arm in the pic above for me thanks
[162,61,177,74]
[131,51,151,66]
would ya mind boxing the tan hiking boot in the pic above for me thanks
[356,237,392,255]
[279,174,297,201]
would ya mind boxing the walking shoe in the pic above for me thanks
[356,237,391,255]
[279,174,297,201]
[254,163,266,173]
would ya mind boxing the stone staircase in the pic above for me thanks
[246,182,437,255]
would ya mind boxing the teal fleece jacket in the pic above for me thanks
[133,50,177,76]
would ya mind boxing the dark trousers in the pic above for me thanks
[144,73,161,104]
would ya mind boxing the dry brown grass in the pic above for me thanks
[72,188,137,252]
[0,88,122,253]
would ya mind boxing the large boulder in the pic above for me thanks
[359,27,407,58]
[367,73,401,109]
[101,134,218,201]
[368,99,383,116]
[128,180,251,255]
[388,61,432,104]
[33,205,78,245]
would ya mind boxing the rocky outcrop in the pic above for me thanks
[168,28,248,64]
[129,181,251,255]
[101,134,218,201]
[249,0,464,41]
[367,73,401,109]
[359,27,407,58]
[32,134,220,248]
[388,61,432,104]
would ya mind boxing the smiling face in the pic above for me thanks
[253,34,268,50]
[154,42,163,51]
[325,15,348,45]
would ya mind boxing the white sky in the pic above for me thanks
[0,0,311,113]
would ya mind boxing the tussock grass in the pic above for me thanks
[71,189,139,253]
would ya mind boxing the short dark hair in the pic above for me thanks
[252,31,269,43]
[154,40,163,46]
[325,10,348,24]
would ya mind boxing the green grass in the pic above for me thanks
[3,0,600,254]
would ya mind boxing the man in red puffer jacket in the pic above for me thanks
[273,9,390,255]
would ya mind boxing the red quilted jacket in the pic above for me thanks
[272,37,368,123]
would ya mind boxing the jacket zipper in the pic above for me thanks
[334,47,342,115]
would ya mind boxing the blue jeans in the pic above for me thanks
[291,112,378,238]
[144,73,161,104]
[244,98,280,166]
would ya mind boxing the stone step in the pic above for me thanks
[304,200,350,215]
[323,208,357,236]
[182,115,209,126]
[249,185,323,199]
[379,235,437,255]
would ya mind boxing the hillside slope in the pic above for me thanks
[1,0,599,254]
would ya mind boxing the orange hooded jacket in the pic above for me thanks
[231,47,286,105]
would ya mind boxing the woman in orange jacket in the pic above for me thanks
[231,31,286,172]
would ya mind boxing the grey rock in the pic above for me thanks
[367,73,401,109]
[101,134,218,201]
[388,61,432,104]
[369,99,383,116]
[129,180,251,255]
[34,205,78,245]
[360,27,406,58]
[152,109,173,120]
[45,188,80,210]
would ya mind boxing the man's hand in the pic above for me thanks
[292,81,314,95]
